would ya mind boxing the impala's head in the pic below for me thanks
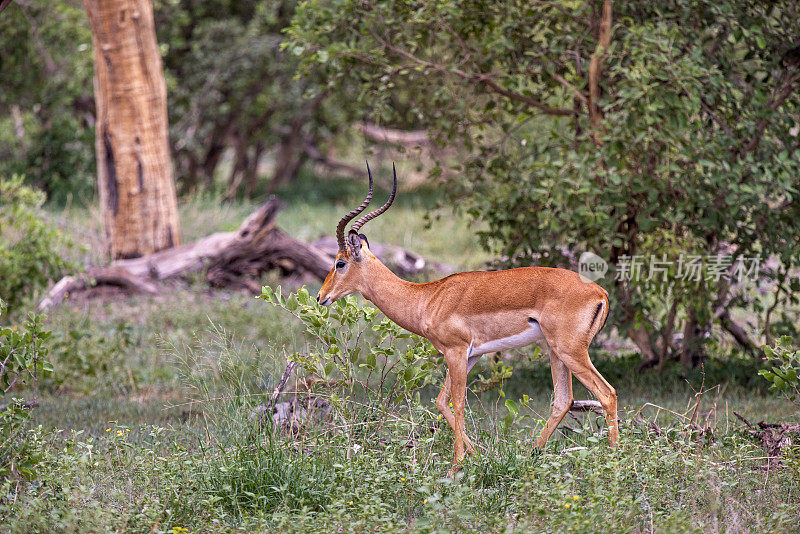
[316,162,397,306]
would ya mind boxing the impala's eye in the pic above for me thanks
[336,260,346,269]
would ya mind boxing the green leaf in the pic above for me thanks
[260,285,274,303]
[505,398,519,417]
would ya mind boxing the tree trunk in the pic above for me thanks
[268,119,306,194]
[84,0,180,259]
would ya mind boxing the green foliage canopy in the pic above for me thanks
[0,0,95,204]
[154,0,359,195]
[288,0,800,363]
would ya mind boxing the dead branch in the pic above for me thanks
[40,197,448,309]
[570,399,604,415]
[733,410,754,429]
[271,361,299,405]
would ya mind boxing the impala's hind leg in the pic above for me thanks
[540,311,619,447]
[572,357,618,445]
[535,350,574,449]
[563,350,619,446]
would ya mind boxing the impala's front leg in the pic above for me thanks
[436,371,476,455]
[443,348,468,476]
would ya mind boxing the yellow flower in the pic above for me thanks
[564,504,570,509]
[400,477,406,482]
[12,325,17,332]
[105,428,111,432]
[348,501,353,505]
[423,499,428,504]
[573,495,580,500]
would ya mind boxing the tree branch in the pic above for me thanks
[371,31,574,116]
[550,71,588,105]
[359,123,429,145]
[302,137,364,176]
[699,96,734,138]
[717,309,759,356]
[587,0,612,146]
[740,71,800,157]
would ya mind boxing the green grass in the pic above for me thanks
[2,173,798,533]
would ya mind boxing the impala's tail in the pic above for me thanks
[588,294,610,338]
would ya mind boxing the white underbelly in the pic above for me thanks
[469,320,544,357]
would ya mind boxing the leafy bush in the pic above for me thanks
[0,177,77,310]
[257,286,442,412]
[0,300,52,486]
[0,300,52,398]
[760,336,800,403]
[0,1,95,205]
[0,400,44,482]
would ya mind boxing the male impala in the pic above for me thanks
[317,163,618,474]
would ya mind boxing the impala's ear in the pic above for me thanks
[347,231,362,259]
[358,233,370,249]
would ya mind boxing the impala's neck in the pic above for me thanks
[358,260,428,336]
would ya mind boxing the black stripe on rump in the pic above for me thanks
[590,302,603,331]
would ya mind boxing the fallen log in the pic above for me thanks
[38,266,158,310]
[111,197,332,283]
[40,197,447,309]
[733,411,799,464]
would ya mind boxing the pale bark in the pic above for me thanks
[84,0,180,259]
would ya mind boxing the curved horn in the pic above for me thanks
[351,162,398,234]
[336,161,374,251]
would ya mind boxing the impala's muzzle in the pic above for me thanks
[316,292,332,306]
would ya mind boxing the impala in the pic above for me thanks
[317,163,618,474]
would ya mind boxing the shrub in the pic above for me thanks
[0,176,77,310]
[0,400,44,482]
[257,286,442,414]
[0,300,52,486]
[0,300,52,399]
[759,336,800,404]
